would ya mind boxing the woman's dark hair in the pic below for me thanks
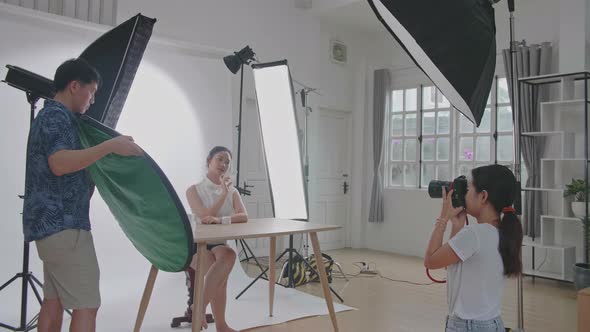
[206,146,232,166]
[54,58,102,92]
[471,164,523,277]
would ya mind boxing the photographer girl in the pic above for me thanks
[424,164,524,332]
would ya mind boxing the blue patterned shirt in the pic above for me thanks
[23,99,91,242]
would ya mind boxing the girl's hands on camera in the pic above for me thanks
[439,187,466,225]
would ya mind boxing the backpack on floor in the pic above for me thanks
[280,255,308,286]
[307,253,334,283]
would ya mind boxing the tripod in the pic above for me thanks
[235,234,344,302]
[0,94,44,332]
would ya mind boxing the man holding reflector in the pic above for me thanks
[23,58,143,332]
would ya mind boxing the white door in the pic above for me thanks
[238,97,273,257]
[309,108,352,250]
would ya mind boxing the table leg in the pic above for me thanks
[309,232,339,332]
[192,243,208,332]
[269,236,276,317]
[133,265,158,332]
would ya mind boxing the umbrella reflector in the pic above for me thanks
[78,115,193,273]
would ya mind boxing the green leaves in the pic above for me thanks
[564,178,589,202]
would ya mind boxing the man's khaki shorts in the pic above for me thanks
[36,229,100,310]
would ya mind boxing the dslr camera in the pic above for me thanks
[428,176,468,208]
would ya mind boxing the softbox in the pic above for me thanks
[80,14,156,128]
[367,0,496,126]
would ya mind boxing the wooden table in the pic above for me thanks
[192,218,341,332]
[132,218,341,332]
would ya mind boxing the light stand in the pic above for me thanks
[0,66,54,332]
[506,0,525,330]
[223,46,269,273]
[298,87,314,257]
[235,61,343,303]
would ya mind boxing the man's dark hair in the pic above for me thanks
[53,58,101,92]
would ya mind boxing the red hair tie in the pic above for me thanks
[502,206,516,214]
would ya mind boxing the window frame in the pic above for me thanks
[385,76,515,189]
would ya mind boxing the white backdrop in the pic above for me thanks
[0,4,232,323]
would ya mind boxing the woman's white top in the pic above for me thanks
[446,223,505,320]
[190,176,237,245]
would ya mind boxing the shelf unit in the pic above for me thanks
[518,71,590,282]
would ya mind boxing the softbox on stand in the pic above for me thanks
[367,0,496,126]
[80,14,156,129]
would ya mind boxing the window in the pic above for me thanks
[388,88,419,187]
[456,78,513,176]
[386,77,515,188]
[420,86,452,187]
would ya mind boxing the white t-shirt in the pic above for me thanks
[189,176,238,244]
[447,223,505,320]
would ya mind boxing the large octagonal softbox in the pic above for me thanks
[367,0,497,126]
[80,14,156,129]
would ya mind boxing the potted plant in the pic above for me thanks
[573,216,590,290]
[564,179,590,289]
[564,178,588,218]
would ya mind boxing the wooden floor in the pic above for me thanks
[240,248,577,332]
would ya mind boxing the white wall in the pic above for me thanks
[557,0,590,72]
[318,22,368,111]
[316,22,375,248]
[0,3,232,324]
[117,0,323,106]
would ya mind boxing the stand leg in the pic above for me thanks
[0,275,19,291]
[1,241,48,331]
[288,236,294,287]
[26,277,42,305]
[133,265,158,332]
[192,243,207,332]
[333,262,349,282]
[269,237,276,317]
[237,240,251,262]
[237,236,344,303]
[309,233,339,332]
[241,240,269,279]
[30,275,43,288]
[235,249,289,300]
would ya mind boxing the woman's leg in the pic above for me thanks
[208,246,237,332]
[190,249,215,329]
[211,280,232,330]
[201,246,234,306]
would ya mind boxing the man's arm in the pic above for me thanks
[48,136,142,176]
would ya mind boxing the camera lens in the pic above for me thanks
[428,180,451,198]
